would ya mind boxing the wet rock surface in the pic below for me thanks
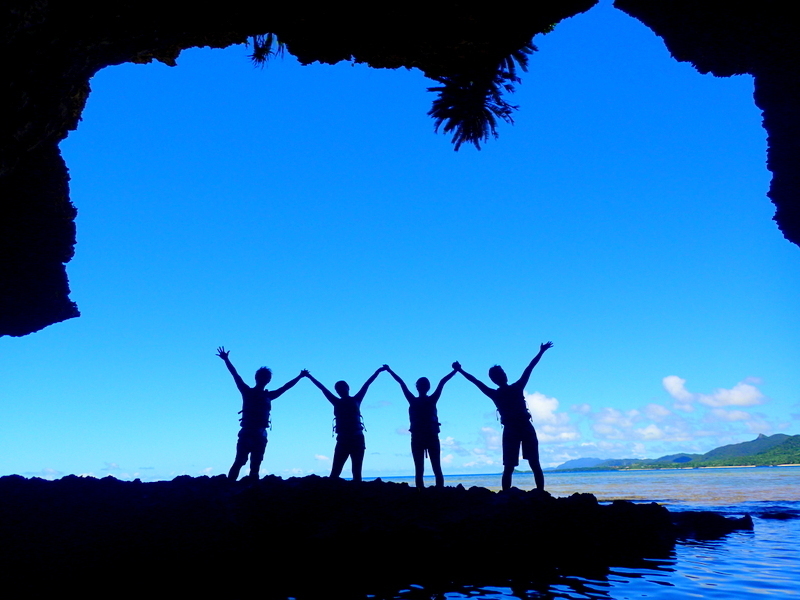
[0,474,752,596]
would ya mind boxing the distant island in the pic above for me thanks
[547,434,800,472]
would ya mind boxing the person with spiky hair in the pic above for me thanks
[383,364,456,489]
[453,342,553,491]
[305,366,387,482]
[217,346,306,481]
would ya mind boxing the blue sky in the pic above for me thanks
[2,1,799,481]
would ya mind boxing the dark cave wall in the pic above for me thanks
[615,0,800,246]
[1,3,258,336]
[2,1,798,337]
[0,0,595,336]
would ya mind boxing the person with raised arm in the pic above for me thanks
[305,366,386,482]
[453,342,553,491]
[384,364,456,489]
[217,346,307,481]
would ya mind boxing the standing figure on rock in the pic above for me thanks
[453,342,553,491]
[306,366,386,482]
[384,364,456,488]
[217,346,306,481]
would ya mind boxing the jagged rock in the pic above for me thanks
[672,510,753,540]
[0,474,751,596]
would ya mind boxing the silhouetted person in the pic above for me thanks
[384,365,456,488]
[453,341,553,491]
[306,366,386,482]
[217,346,306,481]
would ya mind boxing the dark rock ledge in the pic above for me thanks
[0,474,751,596]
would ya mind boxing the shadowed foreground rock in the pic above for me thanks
[0,474,751,596]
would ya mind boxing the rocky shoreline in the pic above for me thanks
[0,474,751,596]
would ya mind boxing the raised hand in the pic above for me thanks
[216,346,230,360]
[540,341,553,352]
[452,361,461,371]
[300,369,310,377]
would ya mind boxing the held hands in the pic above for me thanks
[300,369,310,378]
[540,341,553,353]
[216,346,230,360]
[452,361,461,371]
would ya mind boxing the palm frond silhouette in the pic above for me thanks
[250,33,285,66]
[428,40,536,151]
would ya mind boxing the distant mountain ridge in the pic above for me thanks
[703,433,790,459]
[551,434,800,472]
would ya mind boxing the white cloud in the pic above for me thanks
[525,391,581,443]
[664,376,766,409]
[441,454,454,465]
[744,416,773,435]
[644,403,671,421]
[479,426,501,451]
[708,408,752,422]
[526,391,560,423]
[314,454,330,461]
[587,402,698,443]
[463,454,497,468]
[23,467,63,480]
[442,436,471,456]
[592,423,621,438]
[572,403,592,414]
[699,382,765,408]
[590,407,641,439]
[663,376,693,401]
[395,427,410,435]
[199,467,214,475]
[635,424,664,440]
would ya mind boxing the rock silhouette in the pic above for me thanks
[0,474,752,596]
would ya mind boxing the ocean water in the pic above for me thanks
[370,467,800,599]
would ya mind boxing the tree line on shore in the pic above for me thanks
[548,433,800,472]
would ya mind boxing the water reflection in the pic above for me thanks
[356,470,800,600]
[363,556,678,600]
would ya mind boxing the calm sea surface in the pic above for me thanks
[365,467,800,599]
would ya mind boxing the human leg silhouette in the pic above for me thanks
[248,442,265,480]
[411,440,426,488]
[330,441,349,479]
[229,429,263,481]
[429,438,444,488]
[228,448,248,481]
[351,446,365,482]
[501,464,515,491]
[520,424,545,490]
[529,459,545,490]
